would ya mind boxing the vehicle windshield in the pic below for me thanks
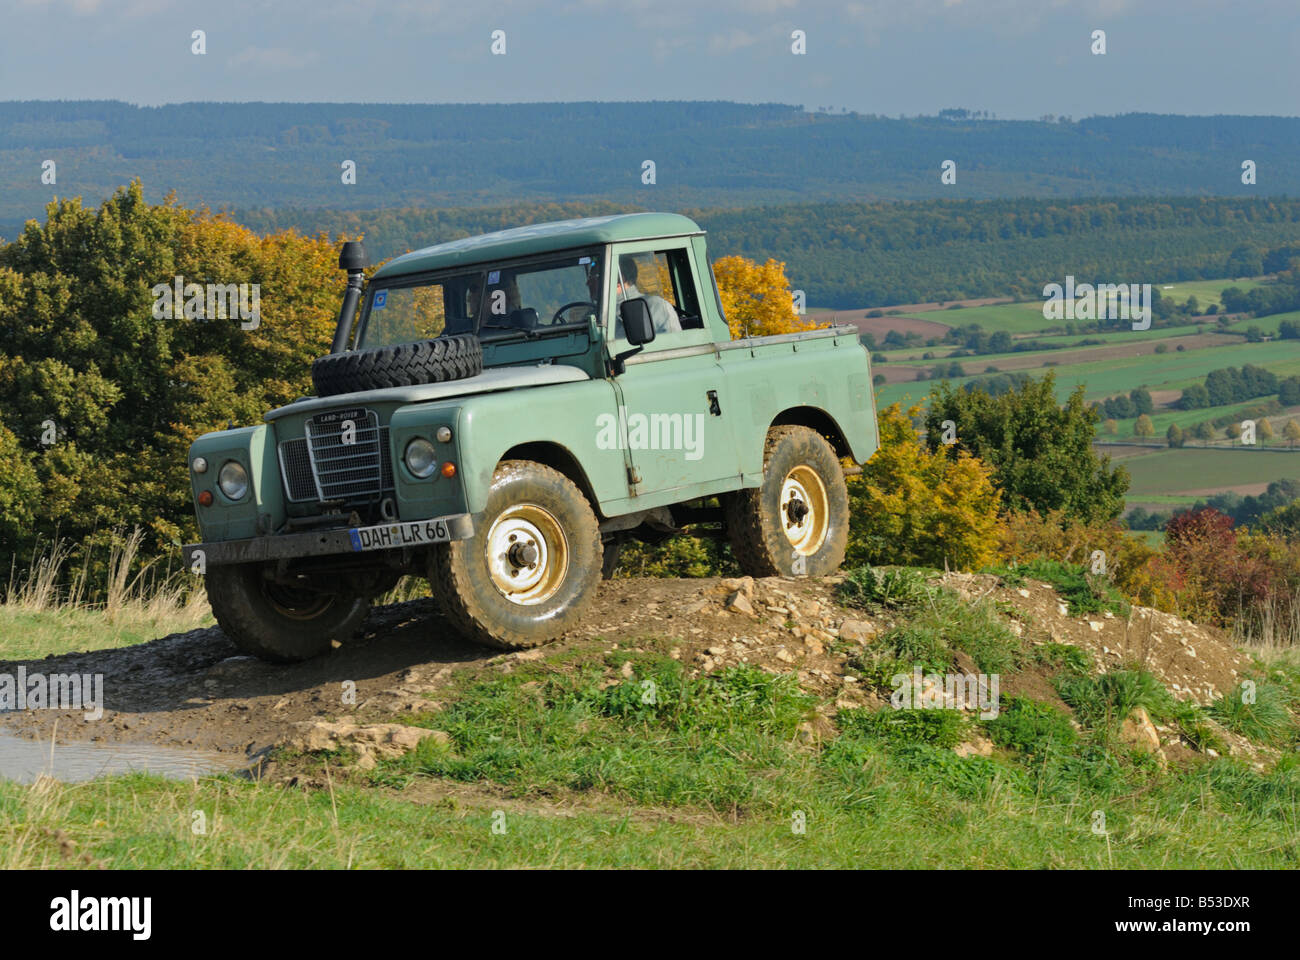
[356,248,602,349]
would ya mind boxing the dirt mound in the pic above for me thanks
[0,573,1254,769]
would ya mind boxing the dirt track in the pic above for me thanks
[0,574,1253,769]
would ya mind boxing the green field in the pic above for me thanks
[900,301,1057,334]
[875,277,1268,340]
[1112,447,1300,497]
[876,339,1300,411]
[1223,309,1300,336]
[876,322,1210,363]
[1156,277,1264,309]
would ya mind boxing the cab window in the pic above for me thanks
[611,248,703,343]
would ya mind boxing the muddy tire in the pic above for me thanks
[205,563,370,662]
[723,425,849,578]
[311,334,482,398]
[429,460,602,649]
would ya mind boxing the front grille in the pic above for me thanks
[279,407,394,504]
[279,438,316,501]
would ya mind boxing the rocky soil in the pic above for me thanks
[0,572,1263,773]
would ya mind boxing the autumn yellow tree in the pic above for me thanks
[712,255,815,339]
[0,181,349,581]
[846,403,1004,570]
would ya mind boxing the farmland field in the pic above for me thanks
[1105,447,1300,497]
[874,339,1300,410]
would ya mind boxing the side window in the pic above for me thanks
[611,248,703,343]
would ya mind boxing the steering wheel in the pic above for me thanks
[550,300,597,326]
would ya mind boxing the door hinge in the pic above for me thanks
[627,466,643,485]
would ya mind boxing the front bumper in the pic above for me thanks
[183,513,475,567]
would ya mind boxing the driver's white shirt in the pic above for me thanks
[615,282,681,338]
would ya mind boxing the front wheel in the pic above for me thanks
[724,425,850,578]
[429,460,603,649]
[205,563,370,662]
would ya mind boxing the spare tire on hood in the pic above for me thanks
[311,334,483,398]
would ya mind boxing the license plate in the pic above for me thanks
[349,519,452,552]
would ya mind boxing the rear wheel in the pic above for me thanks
[430,460,603,649]
[724,425,849,578]
[205,563,370,662]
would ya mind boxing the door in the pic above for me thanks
[604,241,741,499]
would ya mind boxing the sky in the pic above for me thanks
[2,0,1299,117]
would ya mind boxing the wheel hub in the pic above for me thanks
[486,504,569,605]
[779,466,829,556]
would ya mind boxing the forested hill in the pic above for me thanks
[3,101,1300,234]
[238,197,1300,308]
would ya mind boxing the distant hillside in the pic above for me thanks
[3,101,1300,238]
[235,197,1300,308]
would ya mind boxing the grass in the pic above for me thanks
[987,559,1129,617]
[2,561,1300,868]
[1118,447,1300,497]
[875,338,1300,412]
[840,568,1019,673]
[1209,681,1295,747]
[5,648,1298,868]
[1,531,211,661]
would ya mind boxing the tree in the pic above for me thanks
[0,180,346,587]
[1104,418,1118,435]
[1134,414,1155,437]
[1193,420,1216,442]
[924,372,1129,524]
[846,403,1003,570]
[1166,423,1184,448]
[1285,419,1300,448]
[1178,383,1210,409]
[1259,418,1275,443]
[711,255,814,339]
[1129,386,1154,415]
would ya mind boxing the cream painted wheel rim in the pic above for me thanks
[485,503,569,605]
[779,465,829,556]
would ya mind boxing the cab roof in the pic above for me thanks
[371,212,704,279]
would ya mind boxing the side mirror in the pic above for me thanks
[620,298,656,346]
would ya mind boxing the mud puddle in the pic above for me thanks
[0,733,246,784]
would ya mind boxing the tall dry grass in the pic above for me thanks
[3,528,209,631]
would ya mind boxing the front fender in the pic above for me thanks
[188,424,285,542]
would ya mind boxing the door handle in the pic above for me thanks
[707,390,722,416]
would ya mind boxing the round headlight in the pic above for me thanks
[404,438,438,478]
[217,460,250,500]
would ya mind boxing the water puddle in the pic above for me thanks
[0,733,246,784]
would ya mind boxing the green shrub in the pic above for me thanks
[985,697,1077,754]
[888,743,1026,800]
[1032,642,1093,675]
[1056,669,1166,730]
[839,565,937,611]
[1209,681,1295,746]
[986,558,1129,617]
[837,706,970,749]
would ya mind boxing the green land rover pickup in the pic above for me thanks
[182,213,878,661]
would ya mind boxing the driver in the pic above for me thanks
[614,254,680,338]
